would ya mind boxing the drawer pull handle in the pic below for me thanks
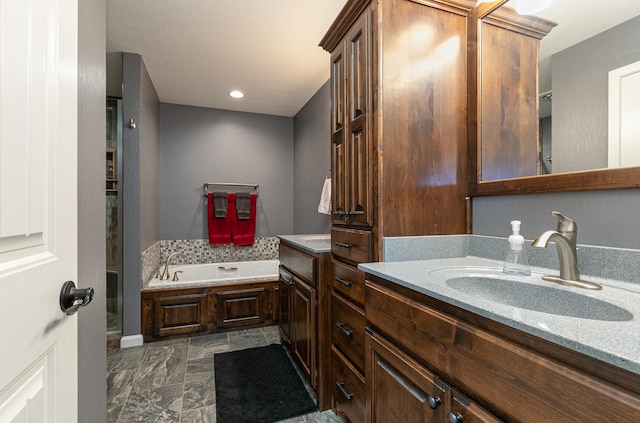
[335,242,353,249]
[336,322,353,337]
[447,412,464,423]
[335,277,352,287]
[281,277,294,286]
[427,395,442,410]
[336,381,354,400]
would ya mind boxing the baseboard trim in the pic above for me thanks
[120,334,144,348]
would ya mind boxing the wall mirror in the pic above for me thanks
[470,0,640,196]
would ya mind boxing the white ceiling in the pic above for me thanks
[106,0,347,117]
[106,0,638,117]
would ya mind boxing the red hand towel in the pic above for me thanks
[230,193,257,246]
[207,193,232,245]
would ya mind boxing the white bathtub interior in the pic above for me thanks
[148,259,280,288]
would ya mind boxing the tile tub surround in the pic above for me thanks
[141,237,280,288]
[364,234,640,375]
[161,237,280,264]
[107,326,348,423]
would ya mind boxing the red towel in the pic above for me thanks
[207,193,232,245]
[230,193,257,246]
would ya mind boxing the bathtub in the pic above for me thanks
[148,259,280,288]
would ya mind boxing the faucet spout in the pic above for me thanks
[160,252,186,281]
[532,212,601,290]
[532,230,580,282]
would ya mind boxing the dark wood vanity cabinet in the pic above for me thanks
[321,0,474,420]
[365,275,640,423]
[278,240,331,410]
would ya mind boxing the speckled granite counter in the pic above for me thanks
[360,235,640,375]
[278,234,331,254]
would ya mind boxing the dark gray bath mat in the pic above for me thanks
[214,343,317,423]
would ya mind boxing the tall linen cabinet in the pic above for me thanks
[320,0,474,421]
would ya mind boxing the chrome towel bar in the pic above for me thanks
[203,182,259,197]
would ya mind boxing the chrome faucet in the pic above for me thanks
[532,211,601,290]
[159,252,186,281]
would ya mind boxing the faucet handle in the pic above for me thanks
[551,211,577,233]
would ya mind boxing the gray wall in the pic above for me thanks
[78,0,107,421]
[159,104,294,239]
[122,53,160,336]
[140,61,160,251]
[293,80,331,234]
[472,189,640,250]
[553,15,640,173]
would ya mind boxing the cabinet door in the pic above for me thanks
[215,287,266,329]
[331,41,348,224]
[345,10,371,227]
[448,390,502,423]
[292,276,317,387]
[367,330,446,423]
[279,268,293,345]
[152,293,208,338]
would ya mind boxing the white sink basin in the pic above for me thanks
[428,267,632,322]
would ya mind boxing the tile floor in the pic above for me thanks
[107,326,348,423]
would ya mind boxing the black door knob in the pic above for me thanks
[60,280,94,315]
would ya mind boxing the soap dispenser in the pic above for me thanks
[503,220,531,276]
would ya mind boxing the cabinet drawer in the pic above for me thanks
[331,227,372,264]
[331,347,365,423]
[331,291,365,374]
[366,280,640,423]
[279,243,316,285]
[331,259,365,307]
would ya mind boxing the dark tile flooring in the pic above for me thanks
[107,326,348,423]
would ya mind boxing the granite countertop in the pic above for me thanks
[278,234,331,254]
[360,256,640,375]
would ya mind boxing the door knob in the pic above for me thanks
[60,281,94,316]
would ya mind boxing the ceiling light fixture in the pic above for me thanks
[229,90,244,99]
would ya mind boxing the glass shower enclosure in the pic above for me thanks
[106,97,123,334]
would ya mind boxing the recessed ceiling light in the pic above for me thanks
[229,90,244,99]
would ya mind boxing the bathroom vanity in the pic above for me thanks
[360,252,640,422]
[278,234,332,411]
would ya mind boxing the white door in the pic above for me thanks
[0,0,79,422]
[608,60,640,168]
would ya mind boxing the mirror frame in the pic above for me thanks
[467,0,640,196]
